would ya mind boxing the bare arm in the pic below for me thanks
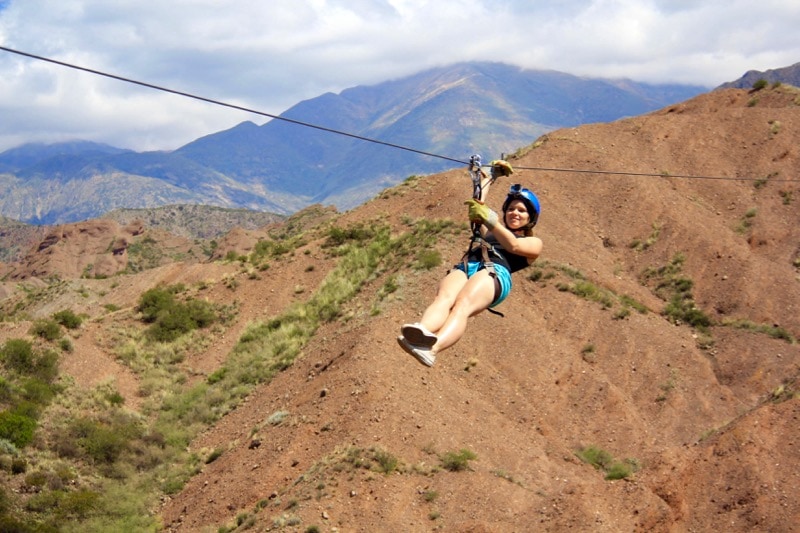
[489,224,543,261]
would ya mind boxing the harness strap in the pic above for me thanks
[459,230,505,317]
[463,154,506,317]
[461,231,501,276]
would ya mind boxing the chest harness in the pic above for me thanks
[460,155,515,315]
[460,155,513,278]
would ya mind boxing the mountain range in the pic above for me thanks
[0,62,706,224]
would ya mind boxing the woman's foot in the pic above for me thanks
[397,336,435,367]
[401,323,437,348]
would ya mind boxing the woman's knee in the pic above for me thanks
[454,277,495,310]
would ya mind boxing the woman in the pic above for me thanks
[398,181,543,367]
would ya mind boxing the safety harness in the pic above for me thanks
[460,155,514,315]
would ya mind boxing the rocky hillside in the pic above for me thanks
[0,85,798,532]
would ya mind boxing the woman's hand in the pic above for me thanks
[465,199,498,229]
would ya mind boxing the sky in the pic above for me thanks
[0,0,798,153]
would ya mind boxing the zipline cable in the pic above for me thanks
[1,45,796,184]
[513,165,795,182]
[0,45,467,166]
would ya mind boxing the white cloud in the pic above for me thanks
[0,0,798,152]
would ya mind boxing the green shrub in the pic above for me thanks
[415,250,442,270]
[59,489,100,519]
[440,448,477,472]
[68,415,142,465]
[1,339,34,373]
[752,78,768,90]
[0,410,37,448]
[184,299,216,328]
[52,309,83,329]
[138,286,217,342]
[576,445,613,470]
[324,224,378,247]
[642,254,711,333]
[137,288,176,323]
[0,514,34,533]
[664,295,711,329]
[29,319,62,341]
[24,490,60,513]
[147,299,217,342]
[373,449,399,474]
[147,306,195,342]
[605,461,635,480]
[30,350,59,384]
[21,379,57,405]
[1,341,59,382]
[0,377,12,404]
[576,445,638,480]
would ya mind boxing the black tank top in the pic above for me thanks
[468,233,530,273]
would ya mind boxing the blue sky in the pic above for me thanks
[1,0,798,152]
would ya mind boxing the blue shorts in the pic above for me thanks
[453,261,512,307]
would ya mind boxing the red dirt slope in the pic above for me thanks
[0,86,797,532]
[156,87,799,531]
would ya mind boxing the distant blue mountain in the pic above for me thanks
[0,62,708,224]
[0,140,131,174]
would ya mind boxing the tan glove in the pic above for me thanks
[465,198,498,229]
[491,160,514,177]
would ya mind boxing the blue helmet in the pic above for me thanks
[502,184,540,228]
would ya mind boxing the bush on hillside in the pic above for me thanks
[29,319,62,342]
[137,288,176,323]
[0,410,37,449]
[52,309,83,329]
[137,286,217,342]
[1,339,34,374]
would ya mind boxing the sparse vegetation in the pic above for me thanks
[576,445,639,480]
[125,235,164,273]
[769,120,781,135]
[721,318,796,344]
[735,207,758,234]
[641,253,711,337]
[770,378,799,403]
[630,222,661,251]
[533,260,648,317]
[422,489,439,502]
[1,138,797,531]
[440,448,477,472]
[656,369,679,402]
[0,217,463,530]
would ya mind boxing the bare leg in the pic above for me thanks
[418,269,468,333]
[430,269,496,354]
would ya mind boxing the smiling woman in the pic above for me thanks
[397,160,543,367]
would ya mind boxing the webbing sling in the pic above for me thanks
[463,155,505,317]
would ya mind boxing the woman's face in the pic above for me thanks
[504,199,531,230]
